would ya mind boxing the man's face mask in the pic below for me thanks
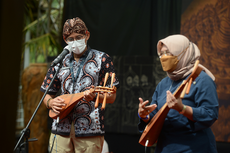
[159,46,188,72]
[68,38,86,54]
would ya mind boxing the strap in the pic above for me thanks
[70,50,90,93]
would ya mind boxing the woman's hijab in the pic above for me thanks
[157,34,215,81]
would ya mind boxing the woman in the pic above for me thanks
[138,34,218,153]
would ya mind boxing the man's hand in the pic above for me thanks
[84,86,97,102]
[49,97,66,114]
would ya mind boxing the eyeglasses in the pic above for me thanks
[66,35,85,43]
[158,50,173,58]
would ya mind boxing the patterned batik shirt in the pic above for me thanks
[40,47,119,137]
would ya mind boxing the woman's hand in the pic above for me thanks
[49,97,66,114]
[138,97,157,119]
[166,90,183,112]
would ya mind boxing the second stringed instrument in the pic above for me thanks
[139,60,203,147]
[49,72,116,120]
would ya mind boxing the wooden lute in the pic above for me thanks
[139,60,203,147]
[49,72,116,120]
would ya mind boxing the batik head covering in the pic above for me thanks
[63,17,88,40]
[157,34,215,81]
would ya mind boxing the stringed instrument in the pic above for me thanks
[139,60,203,147]
[49,72,116,120]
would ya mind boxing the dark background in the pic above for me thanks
[62,0,229,153]
[1,0,229,153]
[0,0,24,153]
[62,1,181,152]
[63,0,174,153]
[62,0,182,57]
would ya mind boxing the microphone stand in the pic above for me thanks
[14,62,63,153]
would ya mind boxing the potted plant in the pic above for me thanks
[17,0,64,152]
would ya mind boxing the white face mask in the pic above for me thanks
[68,38,86,54]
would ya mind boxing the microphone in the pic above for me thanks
[50,49,69,67]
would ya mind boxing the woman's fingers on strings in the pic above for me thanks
[167,90,173,103]
[167,90,176,101]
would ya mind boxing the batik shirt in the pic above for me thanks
[40,47,119,137]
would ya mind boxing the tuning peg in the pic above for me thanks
[110,73,115,88]
[94,93,99,108]
[103,73,109,87]
[180,82,188,99]
[101,72,109,110]
[186,78,193,95]
[102,96,106,110]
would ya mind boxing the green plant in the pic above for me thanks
[23,0,64,63]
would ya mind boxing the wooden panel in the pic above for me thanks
[181,0,230,142]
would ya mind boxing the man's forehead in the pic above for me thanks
[68,33,84,37]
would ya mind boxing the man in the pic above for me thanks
[40,17,119,153]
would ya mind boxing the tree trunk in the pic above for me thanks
[21,63,49,153]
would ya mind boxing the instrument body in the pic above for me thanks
[49,73,116,120]
[139,61,203,147]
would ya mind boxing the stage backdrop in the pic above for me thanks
[62,0,181,132]
[181,0,230,142]
[62,0,230,144]
[104,56,166,134]
[62,1,181,152]
[62,0,181,56]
